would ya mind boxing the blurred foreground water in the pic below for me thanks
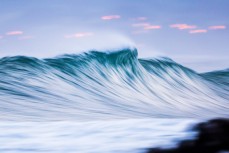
[0,118,199,153]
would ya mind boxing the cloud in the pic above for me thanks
[0,35,3,39]
[189,29,207,34]
[136,17,147,21]
[131,23,150,27]
[170,24,197,30]
[6,31,23,35]
[208,25,226,30]
[132,17,147,21]
[101,15,120,20]
[144,25,161,30]
[132,23,161,30]
[65,32,93,38]
[18,36,34,40]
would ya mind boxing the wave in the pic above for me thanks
[0,48,228,121]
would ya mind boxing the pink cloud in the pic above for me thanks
[132,23,161,30]
[138,17,147,20]
[101,15,120,20]
[189,29,207,34]
[208,25,226,30]
[144,25,161,30]
[170,24,197,30]
[65,32,93,38]
[0,35,3,39]
[132,23,150,27]
[134,17,147,21]
[18,36,34,40]
[6,31,23,36]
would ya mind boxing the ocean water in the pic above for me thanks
[0,49,228,152]
[0,119,198,153]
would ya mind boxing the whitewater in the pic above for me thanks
[0,48,228,152]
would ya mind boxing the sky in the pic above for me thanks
[0,0,228,72]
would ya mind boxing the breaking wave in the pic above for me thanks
[0,48,228,121]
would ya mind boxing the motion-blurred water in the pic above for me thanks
[0,49,228,152]
[0,119,198,153]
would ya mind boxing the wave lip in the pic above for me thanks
[0,48,228,121]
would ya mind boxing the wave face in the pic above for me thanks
[0,49,228,121]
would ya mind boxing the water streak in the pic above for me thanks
[0,49,228,121]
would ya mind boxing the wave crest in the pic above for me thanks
[0,48,228,121]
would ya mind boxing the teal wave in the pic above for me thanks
[0,48,228,121]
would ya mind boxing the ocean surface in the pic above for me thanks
[0,49,228,153]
